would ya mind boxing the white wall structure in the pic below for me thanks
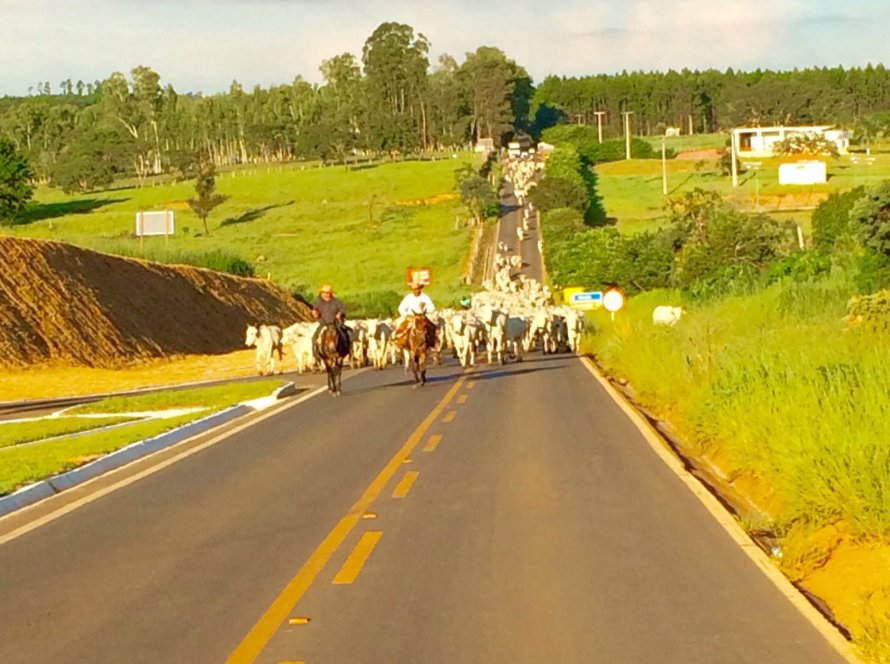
[732,125,850,158]
[778,160,827,185]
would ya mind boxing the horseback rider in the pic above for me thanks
[394,280,438,349]
[311,284,349,359]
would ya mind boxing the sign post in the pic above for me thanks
[135,211,175,254]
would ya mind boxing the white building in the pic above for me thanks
[731,125,850,158]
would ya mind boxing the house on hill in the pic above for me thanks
[731,125,850,157]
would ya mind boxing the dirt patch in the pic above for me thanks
[675,149,722,160]
[0,236,311,370]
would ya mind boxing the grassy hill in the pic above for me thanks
[4,156,478,308]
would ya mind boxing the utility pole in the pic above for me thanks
[621,111,634,160]
[594,111,607,143]
[730,128,739,187]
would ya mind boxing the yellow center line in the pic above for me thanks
[443,410,457,423]
[457,394,469,405]
[332,531,383,585]
[226,374,466,664]
[466,381,476,390]
[392,471,419,499]
[423,434,443,453]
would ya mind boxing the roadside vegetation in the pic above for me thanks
[0,379,284,495]
[538,132,890,658]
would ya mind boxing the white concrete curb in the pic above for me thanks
[0,382,297,518]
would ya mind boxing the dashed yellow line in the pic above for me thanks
[423,434,443,453]
[333,531,383,585]
[443,410,457,423]
[466,381,477,390]
[392,471,419,498]
[226,374,467,663]
[457,394,469,405]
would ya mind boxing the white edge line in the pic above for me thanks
[578,356,862,664]
[0,384,330,546]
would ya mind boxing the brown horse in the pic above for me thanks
[318,324,349,396]
[406,314,430,387]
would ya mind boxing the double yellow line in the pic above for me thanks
[226,374,467,663]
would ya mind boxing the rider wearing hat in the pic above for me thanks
[311,284,348,358]
[394,279,437,349]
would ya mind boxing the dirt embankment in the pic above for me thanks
[0,236,312,369]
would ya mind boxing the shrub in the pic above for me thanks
[812,187,865,253]
[528,176,588,215]
[851,181,890,257]
[767,250,833,284]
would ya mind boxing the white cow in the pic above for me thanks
[282,323,316,374]
[652,305,683,326]
[365,319,393,370]
[245,324,283,375]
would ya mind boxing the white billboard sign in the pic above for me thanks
[135,211,175,237]
[778,161,826,185]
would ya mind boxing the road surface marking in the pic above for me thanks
[362,512,377,520]
[392,471,419,499]
[423,434,443,453]
[0,383,336,546]
[443,410,457,423]
[457,394,469,405]
[226,374,467,663]
[277,660,304,664]
[466,381,476,390]
[287,617,310,625]
[333,531,383,585]
[578,356,859,663]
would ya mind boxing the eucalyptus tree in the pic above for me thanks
[428,54,470,149]
[459,46,528,144]
[318,53,364,162]
[361,21,430,153]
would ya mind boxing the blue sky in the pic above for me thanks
[1,0,887,96]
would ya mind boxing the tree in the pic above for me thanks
[851,181,890,257]
[0,139,34,222]
[188,161,227,235]
[458,174,498,226]
[361,22,430,152]
[459,46,521,144]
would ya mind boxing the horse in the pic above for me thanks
[318,324,350,396]
[405,314,430,387]
[245,324,283,375]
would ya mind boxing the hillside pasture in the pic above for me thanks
[5,156,477,308]
[595,152,890,236]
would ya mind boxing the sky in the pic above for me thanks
[1,0,888,96]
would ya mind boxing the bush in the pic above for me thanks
[812,187,865,253]
[528,176,588,215]
[108,246,256,277]
[767,250,833,285]
[851,181,890,257]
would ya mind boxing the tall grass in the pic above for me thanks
[583,270,890,536]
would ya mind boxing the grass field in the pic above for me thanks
[4,155,479,306]
[0,378,284,495]
[595,150,890,235]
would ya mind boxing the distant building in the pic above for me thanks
[665,127,682,137]
[475,137,495,153]
[732,125,850,157]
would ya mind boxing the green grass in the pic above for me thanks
[595,152,890,235]
[0,380,286,495]
[68,380,285,414]
[582,272,890,537]
[0,413,199,495]
[0,416,136,449]
[3,156,478,305]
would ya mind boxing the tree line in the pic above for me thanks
[532,65,890,140]
[0,22,531,193]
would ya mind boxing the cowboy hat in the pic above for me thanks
[319,284,333,293]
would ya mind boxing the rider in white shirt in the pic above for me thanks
[398,284,436,317]
[395,281,438,349]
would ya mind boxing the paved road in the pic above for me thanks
[497,182,544,283]
[0,356,847,663]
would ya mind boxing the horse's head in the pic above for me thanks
[245,324,258,347]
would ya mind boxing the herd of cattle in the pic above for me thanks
[243,295,586,377]
[243,152,685,377]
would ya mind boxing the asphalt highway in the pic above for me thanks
[0,355,847,663]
